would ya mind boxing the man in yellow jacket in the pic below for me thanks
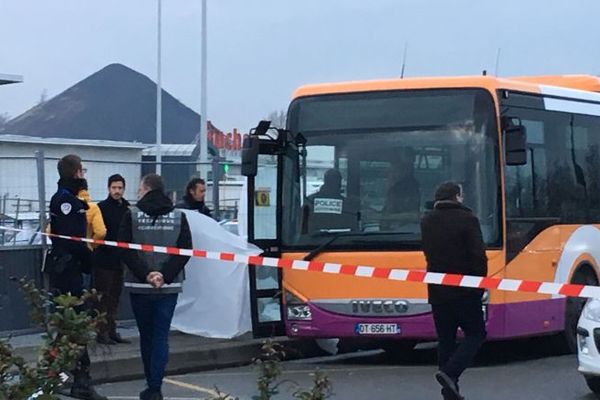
[77,184,106,249]
[76,181,106,293]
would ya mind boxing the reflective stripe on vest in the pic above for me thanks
[124,207,185,294]
[124,282,183,289]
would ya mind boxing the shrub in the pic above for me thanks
[0,278,103,399]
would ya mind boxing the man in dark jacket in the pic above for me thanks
[119,174,192,400]
[381,147,421,230]
[421,181,487,400]
[176,177,212,218]
[93,174,131,345]
[48,154,107,400]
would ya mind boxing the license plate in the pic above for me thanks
[355,323,400,335]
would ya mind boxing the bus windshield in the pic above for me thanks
[281,88,501,251]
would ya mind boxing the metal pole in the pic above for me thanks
[156,0,163,175]
[14,198,20,245]
[199,0,208,178]
[212,155,220,220]
[400,42,408,79]
[35,151,48,288]
[35,151,46,241]
[495,48,502,76]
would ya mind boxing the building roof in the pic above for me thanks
[143,144,198,157]
[0,73,23,85]
[0,134,148,149]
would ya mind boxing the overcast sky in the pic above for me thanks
[1,0,599,133]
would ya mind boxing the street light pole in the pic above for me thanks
[156,0,163,175]
[199,0,208,178]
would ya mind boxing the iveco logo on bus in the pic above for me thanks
[351,300,410,314]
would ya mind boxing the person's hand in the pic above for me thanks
[146,271,164,288]
[149,272,164,288]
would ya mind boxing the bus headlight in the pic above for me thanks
[288,305,312,320]
[286,291,312,321]
[584,299,600,322]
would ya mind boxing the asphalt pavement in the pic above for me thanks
[9,326,595,399]
[92,336,597,400]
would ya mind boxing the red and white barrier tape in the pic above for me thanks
[1,225,599,299]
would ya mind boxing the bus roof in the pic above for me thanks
[510,75,600,92]
[292,74,600,99]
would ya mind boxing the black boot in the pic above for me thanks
[436,371,463,400]
[96,334,117,345]
[442,387,465,400]
[140,387,163,400]
[109,332,131,344]
[70,370,108,400]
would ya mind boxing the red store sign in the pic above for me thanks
[208,127,248,151]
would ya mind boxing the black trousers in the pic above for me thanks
[49,270,84,298]
[93,267,124,337]
[49,273,91,380]
[431,295,487,383]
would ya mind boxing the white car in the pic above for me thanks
[578,298,600,396]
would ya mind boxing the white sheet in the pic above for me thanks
[171,210,261,338]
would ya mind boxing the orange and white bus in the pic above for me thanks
[243,74,600,353]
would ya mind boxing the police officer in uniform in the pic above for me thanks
[302,169,359,233]
[119,174,192,400]
[48,154,107,400]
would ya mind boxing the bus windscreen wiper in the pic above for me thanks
[304,230,414,261]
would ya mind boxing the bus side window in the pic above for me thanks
[503,108,600,259]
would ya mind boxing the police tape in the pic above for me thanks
[1,224,599,299]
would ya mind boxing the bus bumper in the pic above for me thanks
[286,299,565,340]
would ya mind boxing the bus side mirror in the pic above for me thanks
[241,136,260,177]
[504,125,527,166]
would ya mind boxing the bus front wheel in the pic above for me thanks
[565,267,598,353]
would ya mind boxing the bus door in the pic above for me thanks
[243,130,288,337]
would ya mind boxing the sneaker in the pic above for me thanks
[435,371,461,399]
